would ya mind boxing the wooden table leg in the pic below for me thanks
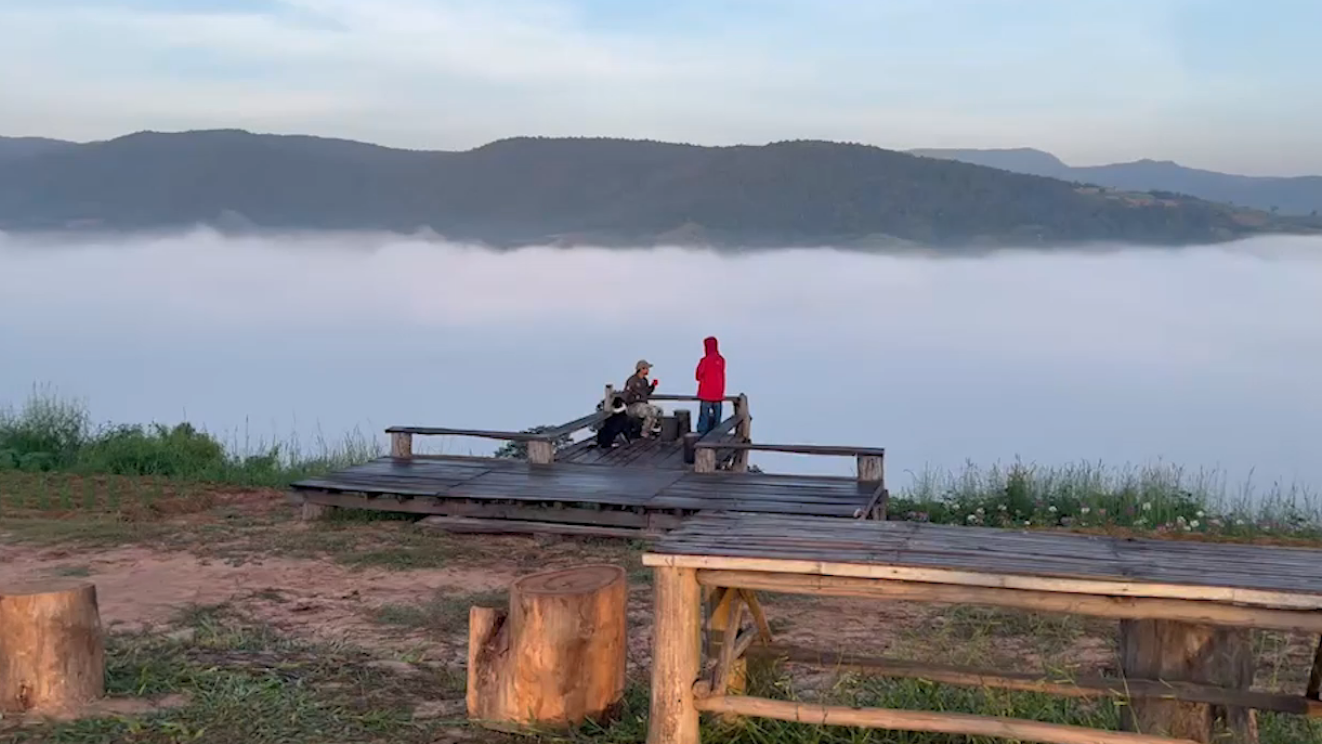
[1306,636,1322,701]
[709,588,747,697]
[1119,619,1258,744]
[650,566,702,744]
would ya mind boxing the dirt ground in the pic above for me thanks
[2,491,1320,742]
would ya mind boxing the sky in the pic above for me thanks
[0,0,1318,175]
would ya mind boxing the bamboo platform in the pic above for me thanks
[287,390,889,536]
[643,512,1322,744]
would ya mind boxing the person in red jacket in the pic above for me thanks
[694,336,726,435]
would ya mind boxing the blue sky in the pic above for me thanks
[1,0,1317,174]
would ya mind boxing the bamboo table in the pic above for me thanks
[643,512,1322,744]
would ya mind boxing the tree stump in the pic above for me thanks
[467,564,627,731]
[0,580,106,716]
[1119,619,1258,743]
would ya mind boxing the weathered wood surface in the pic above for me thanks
[0,580,106,715]
[468,565,627,731]
[291,456,879,519]
[1120,619,1259,743]
[645,512,1322,610]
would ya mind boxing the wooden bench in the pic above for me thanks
[643,512,1322,744]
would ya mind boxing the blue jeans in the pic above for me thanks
[697,401,723,435]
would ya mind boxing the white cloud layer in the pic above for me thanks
[2,230,1320,494]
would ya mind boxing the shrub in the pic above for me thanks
[78,422,228,477]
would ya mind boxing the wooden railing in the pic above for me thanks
[692,439,888,519]
[386,408,613,465]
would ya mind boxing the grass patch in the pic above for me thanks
[0,386,379,489]
[374,589,510,631]
[2,607,466,744]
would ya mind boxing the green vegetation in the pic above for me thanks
[897,459,1322,542]
[2,129,1311,246]
[0,387,378,488]
[3,389,1320,543]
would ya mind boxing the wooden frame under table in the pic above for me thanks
[642,512,1322,744]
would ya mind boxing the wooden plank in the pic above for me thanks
[692,695,1198,744]
[693,570,1322,633]
[747,644,1322,717]
[417,515,645,539]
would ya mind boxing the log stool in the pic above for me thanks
[468,565,627,731]
[0,580,106,715]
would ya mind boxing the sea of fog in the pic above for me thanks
[2,230,1320,497]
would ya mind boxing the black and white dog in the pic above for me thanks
[595,396,640,448]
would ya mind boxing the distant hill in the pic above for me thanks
[911,148,1322,216]
[0,135,76,161]
[0,129,1316,248]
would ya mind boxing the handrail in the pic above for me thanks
[385,426,553,442]
[540,411,608,440]
[693,441,885,457]
[650,394,742,404]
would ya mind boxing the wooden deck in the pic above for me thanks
[556,436,692,469]
[646,511,1322,609]
[290,455,884,536]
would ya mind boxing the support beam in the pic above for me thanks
[693,695,1199,744]
[1120,619,1258,743]
[1307,636,1322,701]
[745,643,1322,717]
[693,570,1322,633]
[648,567,701,744]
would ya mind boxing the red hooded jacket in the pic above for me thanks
[695,336,726,402]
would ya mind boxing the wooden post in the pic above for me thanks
[603,384,615,409]
[708,589,747,698]
[390,431,413,459]
[857,454,884,484]
[857,453,887,520]
[1119,619,1258,743]
[468,565,626,732]
[1306,636,1322,700]
[526,439,555,465]
[0,580,105,715]
[695,447,717,474]
[733,394,751,473]
[649,566,701,744]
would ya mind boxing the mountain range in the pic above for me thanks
[910,148,1322,217]
[0,130,1318,249]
